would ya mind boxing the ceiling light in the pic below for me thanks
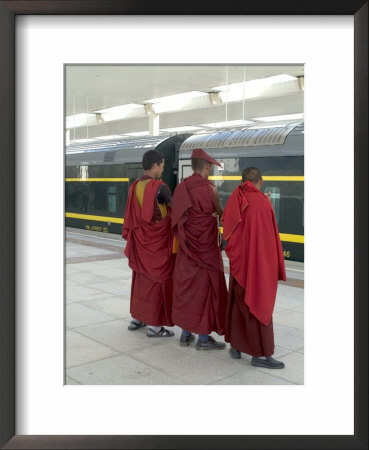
[121,131,151,137]
[144,91,209,114]
[94,135,125,140]
[200,119,255,128]
[66,113,96,129]
[213,74,299,103]
[69,138,98,144]
[249,123,288,129]
[252,113,303,122]
[95,103,146,122]
[161,126,204,133]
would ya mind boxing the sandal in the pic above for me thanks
[127,320,146,331]
[147,327,174,338]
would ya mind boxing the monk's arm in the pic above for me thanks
[158,184,173,209]
[211,186,223,217]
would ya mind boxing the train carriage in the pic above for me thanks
[178,122,304,261]
[65,134,190,234]
[65,122,304,261]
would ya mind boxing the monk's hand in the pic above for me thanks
[212,212,219,217]
[266,192,272,200]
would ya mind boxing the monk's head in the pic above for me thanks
[191,158,212,178]
[142,150,165,179]
[191,148,221,179]
[242,167,263,190]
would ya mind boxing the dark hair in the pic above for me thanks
[142,150,164,170]
[191,158,210,171]
[242,167,262,184]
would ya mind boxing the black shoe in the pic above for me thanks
[229,347,241,359]
[195,336,226,350]
[179,333,196,347]
[251,356,285,369]
[128,321,146,331]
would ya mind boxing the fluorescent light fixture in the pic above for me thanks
[213,74,299,103]
[69,138,98,144]
[161,126,204,133]
[95,103,146,122]
[66,113,97,129]
[249,123,288,129]
[200,119,255,128]
[144,91,209,114]
[94,135,125,141]
[121,131,151,137]
[252,113,303,122]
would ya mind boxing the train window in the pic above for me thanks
[127,164,143,185]
[182,165,192,180]
[79,165,89,179]
[108,186,117,213]
[263,184,280,224]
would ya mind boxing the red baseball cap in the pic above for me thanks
[191,148,222,167]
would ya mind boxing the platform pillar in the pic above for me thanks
[149,113,159,136]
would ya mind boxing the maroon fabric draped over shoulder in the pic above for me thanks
[222,180,286,327]
[122,178,174,326]
[171,174,228,335]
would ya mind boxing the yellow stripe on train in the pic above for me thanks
[279,233,304,244]
[65,178,129,182]
[209,176,304,181]
[65,212,124,224]
[65,177,303,182]
[65,213,303,243]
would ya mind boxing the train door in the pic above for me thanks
[108,186,117,213]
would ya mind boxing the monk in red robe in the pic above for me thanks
[171,148,228,350]
[222,167,287,368]
[122,150,175,338]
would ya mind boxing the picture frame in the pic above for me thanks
[0,1,367,449]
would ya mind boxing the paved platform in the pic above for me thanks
[65,228,304,385]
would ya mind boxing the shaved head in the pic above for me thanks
[191,158,210,172]
[242,167,262,185]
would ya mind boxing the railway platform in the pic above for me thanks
[66,227,304,385]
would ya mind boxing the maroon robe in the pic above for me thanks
[122,177,174,326]
[222,180,286,355]
[171,173,228,335]
[226,275,275,357]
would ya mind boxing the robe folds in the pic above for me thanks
[171,173,228,335]
[222,180,286,328]
[225,274,274,357]
[122,177,174,326]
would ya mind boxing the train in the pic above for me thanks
[65,122,304,261]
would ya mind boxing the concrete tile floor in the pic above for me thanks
[66,329,119,368]
[65,229,304,385]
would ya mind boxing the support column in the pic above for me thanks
[149,113,159,136]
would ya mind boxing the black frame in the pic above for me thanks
[0,1,367,449]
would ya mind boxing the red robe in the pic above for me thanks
[171,173,228,335]
[222,180,286,327]
[226,274,275,357]
[122,177,174,326]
